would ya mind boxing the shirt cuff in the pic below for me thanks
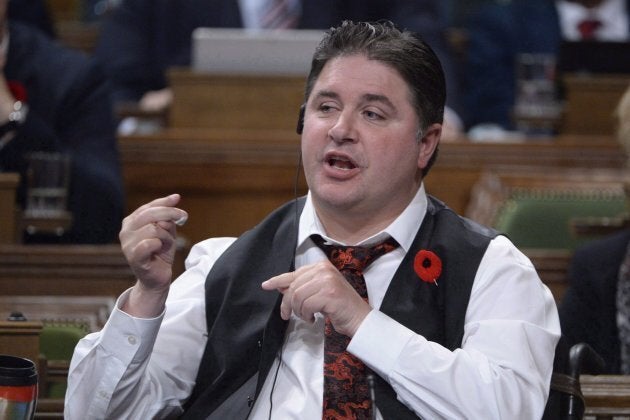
[99,288,165,364]
[347,309,422,379]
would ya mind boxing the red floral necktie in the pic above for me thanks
[311,234,399,420]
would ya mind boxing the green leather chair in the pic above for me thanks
[39,322,89,398]
[494,187,628,250]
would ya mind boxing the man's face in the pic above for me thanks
[301,54,439,225]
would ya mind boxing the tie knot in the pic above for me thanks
[311,234,399,274]
[577,18,602,40]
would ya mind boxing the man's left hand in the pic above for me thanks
[262,261,372,337]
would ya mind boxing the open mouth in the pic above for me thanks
[326,155,357,170]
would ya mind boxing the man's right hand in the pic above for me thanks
[119,194,188,317]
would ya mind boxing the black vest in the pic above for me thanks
[183,196,498,419]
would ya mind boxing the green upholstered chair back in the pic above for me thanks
[40,322,89,361]
[466,167,630,251]
[39,322,90,398]
[494,187,627,249]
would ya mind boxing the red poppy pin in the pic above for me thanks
[7,80,27,102]
[414,249,442,286]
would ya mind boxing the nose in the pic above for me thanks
[327,111,357,143]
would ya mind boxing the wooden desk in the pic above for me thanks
[0,320,42,370]
[150,69,625,244]
[120,128,307,246]
[426,135,624,217]
[168,69,306,130]
[0,172,19,243]
[0,244,134,297]
[582,374,630,418]
[561,74,630,136]
[120,130,624,246]
[0,295,115,332]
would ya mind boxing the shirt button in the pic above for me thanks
[127,335,137,345]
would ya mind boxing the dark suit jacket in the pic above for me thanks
[8,0,55,38]
[559,229,630,374]
[93,0,460,113]
[463,0,630,129]
[0,23,124,244]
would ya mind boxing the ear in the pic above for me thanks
[296,104,305,135]
[417,123,441,169]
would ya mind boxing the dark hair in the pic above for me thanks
[304,20,446,175]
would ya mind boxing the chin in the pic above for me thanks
[311,185,361,212]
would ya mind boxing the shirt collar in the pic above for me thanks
[297,184,428,252]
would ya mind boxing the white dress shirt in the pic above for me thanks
[65,186,560,419]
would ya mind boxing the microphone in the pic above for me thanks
[296,104,305,135]
[367,373,376,420]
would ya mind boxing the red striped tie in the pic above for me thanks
[260,0,299,29]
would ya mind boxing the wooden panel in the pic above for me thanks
[120,129,307,246]
[0,172,19,244]
[0,320,43,372]
[120,130,624,246]
[423,135,624,217]
[582,374,630,418]
[168,69,306,130]
[0,296,115,332]
[0,244,135,297]
[561,74,630,136]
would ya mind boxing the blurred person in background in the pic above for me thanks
[463,0,629,135]
[7,0,55,38]
[0,0,124,243]
[559,84,630,374]
[93,0,464,140]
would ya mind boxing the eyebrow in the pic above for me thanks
[362,93,396,111]
[313,90,396,110]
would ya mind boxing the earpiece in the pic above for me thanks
[296,104,305,135]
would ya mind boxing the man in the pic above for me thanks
[463,0,630,132]
[93,0,463,140]
[66,21,560,418]
[0,0,124,243]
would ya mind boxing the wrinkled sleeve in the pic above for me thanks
[349,235,561,419]
[64,237,236,419]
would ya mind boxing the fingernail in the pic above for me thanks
[174,214,188,226]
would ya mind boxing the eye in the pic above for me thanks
[364,109,384,120]
[319,103,336,113]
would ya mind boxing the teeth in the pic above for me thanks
[329,157,354,170]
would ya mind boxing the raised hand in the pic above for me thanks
[119,194,188,317]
